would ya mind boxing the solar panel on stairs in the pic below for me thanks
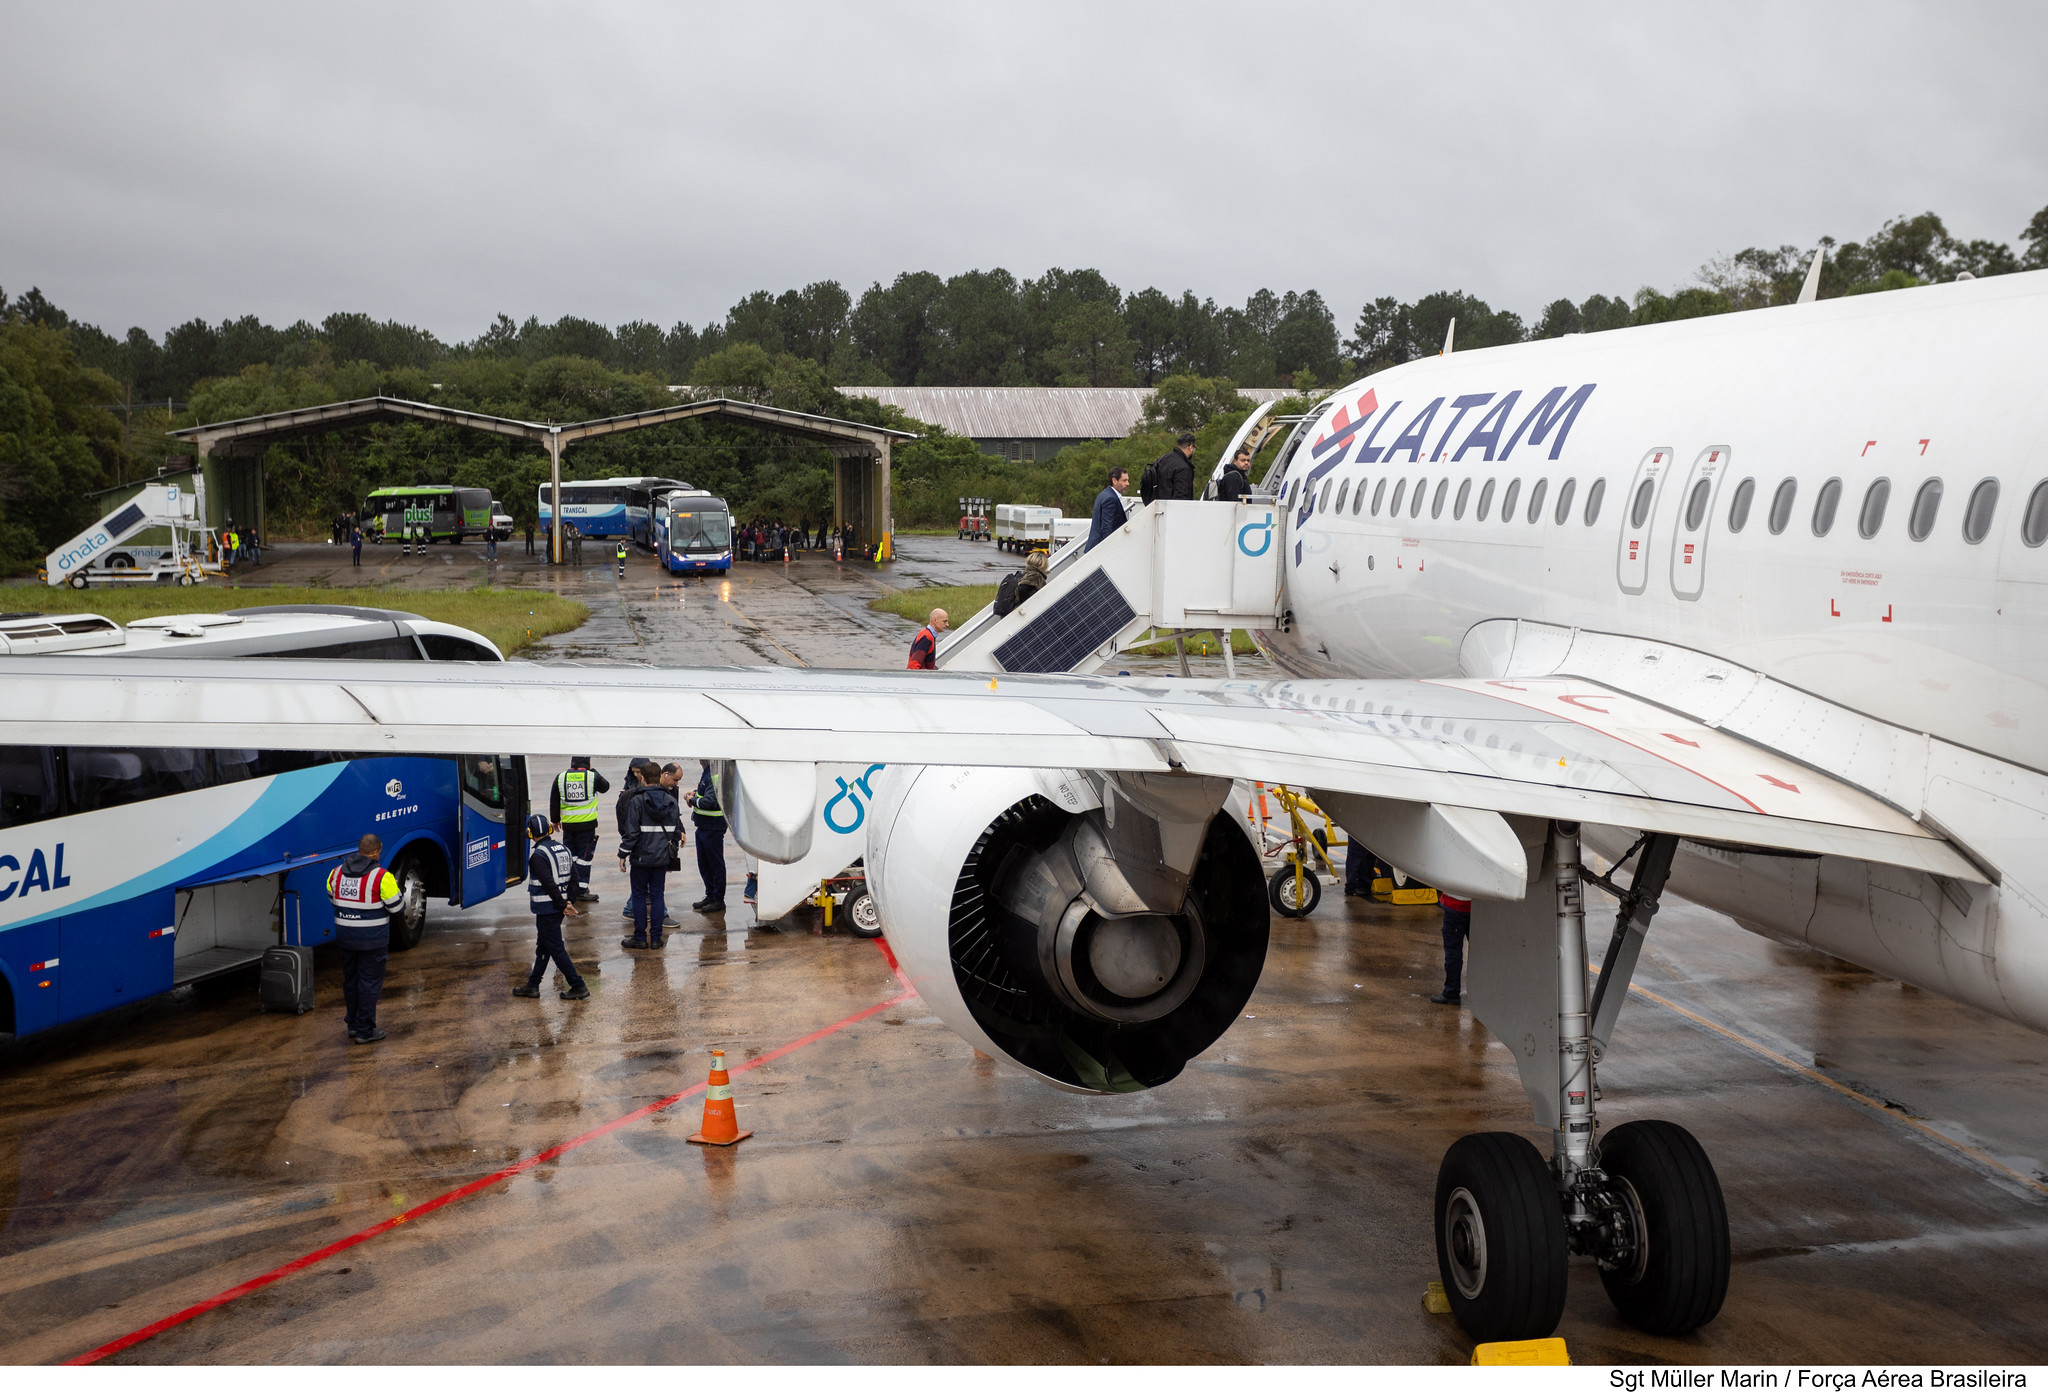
[992,569,1136,673]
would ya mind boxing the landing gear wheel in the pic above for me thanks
[844,890,883,938]
[1434,1132,1569,1343]
[1595,1119,1729,1335]
[1268,864,1321,917]
[387,851,431,951]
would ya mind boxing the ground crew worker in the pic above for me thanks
[326,833,403,1044]
[221,527,239,575]
[614,761,679,932]
[350,525,363,567]
[513,813,589,1000]
[1431,893,1474,1005]
[550,756,610,902]
[907,608,948,669]
[687,760,727,913]
[621,759,682,950]
[616,539,628,579]
[525,519,535,555]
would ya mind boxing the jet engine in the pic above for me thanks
[865,765,1271,1093]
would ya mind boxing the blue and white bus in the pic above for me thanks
[654,489,733,574]
[538,477,689,549]
[0,606,526,1041]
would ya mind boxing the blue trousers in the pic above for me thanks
[1441,908,1471,996]
[696,825,726,902]
[629,864,668,943]
[527,913,583,990]
[340,946,387,1035]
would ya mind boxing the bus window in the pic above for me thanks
[0,747,60,829]
[66,748,208,813]
[420,634,500,661]
[462,755,505,808]
[290,635,424,660]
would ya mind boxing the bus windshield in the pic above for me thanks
[669,506,730,550]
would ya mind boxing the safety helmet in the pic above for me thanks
[525,813,551,838]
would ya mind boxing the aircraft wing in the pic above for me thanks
[0,657,1974,883]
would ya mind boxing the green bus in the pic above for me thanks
[363,486,493,544]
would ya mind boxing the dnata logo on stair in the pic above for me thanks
[1238,513,1274,557]
[55,533,111,573]
[0,844,72,901]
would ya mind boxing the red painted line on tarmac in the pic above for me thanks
[67,942,916,1366]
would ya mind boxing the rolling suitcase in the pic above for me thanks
[259,893,314,1014]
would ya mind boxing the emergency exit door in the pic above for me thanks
[1668,446,1731,601]
[1615,447,1673,596]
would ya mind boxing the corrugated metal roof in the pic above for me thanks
[840,386,1295,440]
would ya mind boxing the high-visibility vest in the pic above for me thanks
[556,768,601,823]
[528,838,575,914]
[328,861,399,935]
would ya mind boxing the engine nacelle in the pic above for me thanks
[866,765,1271,1093]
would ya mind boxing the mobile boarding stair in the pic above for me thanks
[42,479,222,589]
[934,497,1283,676]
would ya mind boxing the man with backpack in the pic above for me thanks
[1216,446,1253,501]
[620,759,683,950]
[512,813,589,1000]
[1141,432,1198,503]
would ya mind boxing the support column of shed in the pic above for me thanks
[547,428,563,565]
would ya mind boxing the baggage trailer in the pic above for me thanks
[993,503,1060,553]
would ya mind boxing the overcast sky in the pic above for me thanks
[4,1,2044,344]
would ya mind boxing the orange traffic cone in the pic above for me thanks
[687,1048,753,1146]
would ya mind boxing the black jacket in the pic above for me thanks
[1216,463,1250,501]
[622,785,682,867]
[1149,447,1195,501]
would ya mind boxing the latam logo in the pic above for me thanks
[0,844,72,901]
[1296,383,1597,525]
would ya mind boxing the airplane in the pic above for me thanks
[3,266,2043,1346]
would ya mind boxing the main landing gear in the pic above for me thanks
[1432,824,1729,1342]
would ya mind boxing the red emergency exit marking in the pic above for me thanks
[1758,774,1802,793]
[1708,450,1720,462]
[1830,599,1840,617]
[1862,440,1877,456]
[1882,604,1893,623]
[1683,543,1695,563]
[1629,540,1640,559]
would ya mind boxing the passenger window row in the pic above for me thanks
[1294,473,1608,528]
[1284,467,2048,549]
[1723,475,2046,546]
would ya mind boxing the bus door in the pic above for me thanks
[61,887,176,1020]
[501,757,529,887]
[459,755,512,905]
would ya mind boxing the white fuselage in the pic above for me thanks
[1257,271,2048,1030]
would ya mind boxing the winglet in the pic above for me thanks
[1797,246,1826,305]
[1441,317,1456,355]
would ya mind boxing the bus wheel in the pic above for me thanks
[388,852,431,951]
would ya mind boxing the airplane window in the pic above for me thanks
[1454,479,1472,520]
[1389,479,1407,516]
[1727,478,1755,533]
[1768,478,1797,535]
[1371,479,1386,515]
[1334,479,1350,514]
[1583,478,1604,525]
[1858,478,1892,539]
[1629,478,1655,528]
[1478,479,1496,521]
[1962,478,2000,544]
[1526,479,1548,524]
[2023,481,2048,547]
[1410,478,1428,519]
[1908,479,1943,541]
[1811,477,1843,537]
[1319,479,1333,513]
[1431,479,1448,519]
[1554,478,1576,525]
[1502,479,1522,521]
[1352,479,1368,515]
[1683,478,1711,531]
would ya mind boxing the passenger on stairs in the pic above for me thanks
[1085,467,1131,552]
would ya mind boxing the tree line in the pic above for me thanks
[2,204,2042,573]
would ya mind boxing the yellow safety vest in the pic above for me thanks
[556,768,600,823]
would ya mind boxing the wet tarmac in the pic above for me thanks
[3,537,2045,1364]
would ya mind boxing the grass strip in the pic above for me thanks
[868,584,998,624]
[3,584,589,657]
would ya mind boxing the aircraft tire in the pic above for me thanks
[1596,1119,1729,1335]
[844,890,884,938]
[1268,864,1320,917]
[1435,1131,1569,1343]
